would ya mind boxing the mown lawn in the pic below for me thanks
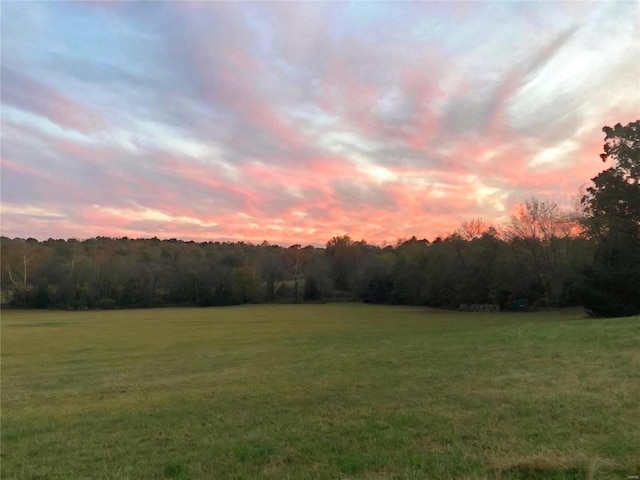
[1,305,638,479]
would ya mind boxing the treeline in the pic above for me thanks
[1,121,638,317]
[0,202,599,311]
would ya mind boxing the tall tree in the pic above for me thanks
[583,121,640,242]
[325,235,356,292]
[579,120,640,316]
[285,244,308,304]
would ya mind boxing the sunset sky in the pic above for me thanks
[1,1,638,246]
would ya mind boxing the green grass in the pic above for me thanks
[1,305,638,479]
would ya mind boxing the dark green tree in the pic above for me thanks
[578,120,640,317]
[303,275,320,301]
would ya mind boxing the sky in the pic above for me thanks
[1,1,639,246]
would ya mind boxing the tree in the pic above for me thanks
[232,266,261,304]
[578,120,640,316]
[503,198,578,306]
[457,218,491,241]
[285,244,311,304]
[325,235,356,291]
[582,121,640,242]
[2,238,47,307]
[306,252,333,301]
[260,248,285,302]
[390,237,429,305]
[303,275,320,301]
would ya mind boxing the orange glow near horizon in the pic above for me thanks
[1,2,638,245]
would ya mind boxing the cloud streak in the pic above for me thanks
[1,1,638,245]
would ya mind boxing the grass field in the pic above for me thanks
[1,305,638,479]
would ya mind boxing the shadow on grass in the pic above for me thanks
[497,465,586,479]
[163,461,189,479]
[233,442,277,464]
[6,322,72,327]
[337,453,388,475]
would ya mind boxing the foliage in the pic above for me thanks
[0,222,591,311]
[302,275,320,301]
[583,121,640,238]
[503,198,581,306]
[579,120,640,317]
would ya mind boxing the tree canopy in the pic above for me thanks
[578,120,640,317]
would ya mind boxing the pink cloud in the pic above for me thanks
[1,157,46,179]
[3,2,638,246]
[0,156,76,196]
[180,39,306,157]
[1,68,106,134]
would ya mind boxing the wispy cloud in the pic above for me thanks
[1,1,638,244]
